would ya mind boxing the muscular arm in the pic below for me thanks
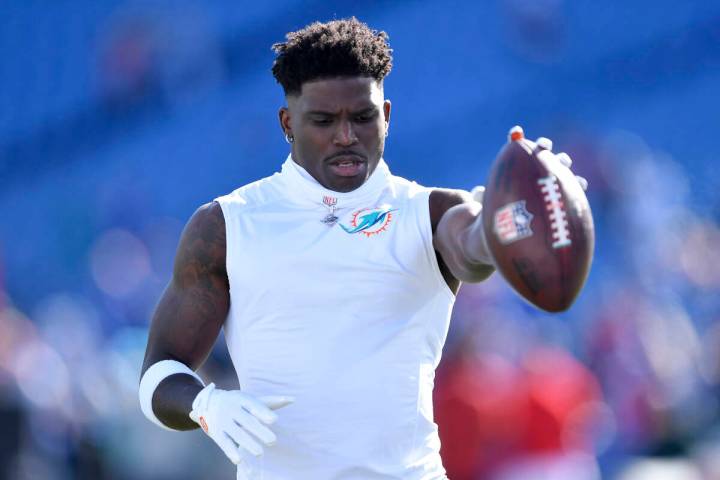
[140,201,229,430]
[431,188,495,291]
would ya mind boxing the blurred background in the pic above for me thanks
[1,1,719,479]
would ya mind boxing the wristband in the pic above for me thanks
[139,359,204,431]
[470,185,494,266]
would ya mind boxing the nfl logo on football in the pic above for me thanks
[494,200,533,244]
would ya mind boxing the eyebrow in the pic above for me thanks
[305,106,378,116]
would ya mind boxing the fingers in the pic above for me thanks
[233,409,278,446]
[196,387,293,466]
[219,399,288,462]
[470,185,485,203]
[555,152,572,168]
[225,424,264,457]
[536,137,553,151]
[509,125,587,191]
[553,153,587,190]
[236,394,279,425]
[508,125,524,141]
[508,126,554,161]
[215,431,244,464]
[576,175,588,191]
[258,395,295,411]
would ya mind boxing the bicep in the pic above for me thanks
[142,202,229,374]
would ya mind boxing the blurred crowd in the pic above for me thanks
[1,1,719,479]
[435,130,720,479]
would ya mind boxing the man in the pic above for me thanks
[139,17,581,479]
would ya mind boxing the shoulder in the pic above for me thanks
[384,174,433,202]
[187,200,225,229]
[386,174,473,231]
[175,201,227,280]
[216,173,283,211]
[429,188,473,232]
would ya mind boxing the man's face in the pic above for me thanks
[280,77,391,193]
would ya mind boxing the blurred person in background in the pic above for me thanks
[138,17,587,479]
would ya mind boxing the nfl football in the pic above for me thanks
[482,128,594,312]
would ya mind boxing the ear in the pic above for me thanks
[279,106,291,136]
[383,99,391,131]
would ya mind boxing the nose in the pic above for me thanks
[333,119,358,147]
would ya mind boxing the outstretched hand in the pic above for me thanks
[509,125,589,191]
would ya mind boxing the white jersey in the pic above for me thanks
[215,157,455,479]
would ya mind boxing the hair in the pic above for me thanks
[271,17,393,96]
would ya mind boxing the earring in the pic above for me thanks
[384,129,389,138]
[285,133,294,144]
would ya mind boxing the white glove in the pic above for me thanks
[470,185,485,203]
[189,383,294,464]
[509,126,589,191]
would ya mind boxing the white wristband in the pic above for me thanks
[470,185,494,266]
[139,359,204,431]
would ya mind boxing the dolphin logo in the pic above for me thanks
[341,207,397,235]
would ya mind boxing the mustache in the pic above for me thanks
[325,151,367,163]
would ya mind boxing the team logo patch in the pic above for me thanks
[341,205,397,237]
[494,200,534,244]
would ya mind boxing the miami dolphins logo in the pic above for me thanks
[341,205,397,237]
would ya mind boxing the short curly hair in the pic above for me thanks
[271,17,393,96]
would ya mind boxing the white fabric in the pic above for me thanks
[189,383,294,465]
[139,359,204,431]
[215,156,455,479]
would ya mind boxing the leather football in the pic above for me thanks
[482,134,594,312]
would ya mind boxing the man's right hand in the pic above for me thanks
[189,383,294,464]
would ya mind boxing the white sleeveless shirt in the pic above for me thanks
[215,157,455,480]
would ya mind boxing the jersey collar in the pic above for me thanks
[279,154,391,208]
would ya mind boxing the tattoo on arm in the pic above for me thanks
[141,202,230,429]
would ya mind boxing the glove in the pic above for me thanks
[509,126,589,191]
[189,383,294,464]
[471,128,588,204]
[470,185,485,203]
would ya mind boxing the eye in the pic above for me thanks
[355,112,377,123]
[311,117,332,126]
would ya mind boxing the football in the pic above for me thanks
[482,128,594,312]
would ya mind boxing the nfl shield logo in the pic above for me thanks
[494,200,534,244]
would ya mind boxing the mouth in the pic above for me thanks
[326,154,367,177]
